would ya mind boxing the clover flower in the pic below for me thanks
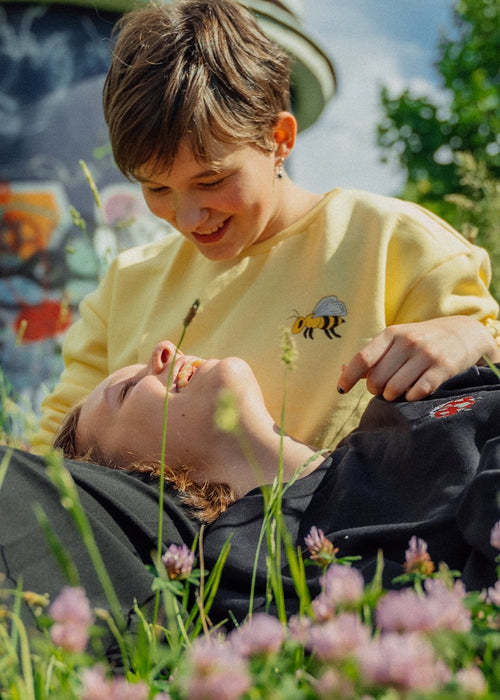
[356,631,450,692]
[162,543,195,580]
[456,667,487,696]
[288,614,312,645]
[486,580,500,606]
[311,563,365,621]
[49,586,94,653]
[184,636,251,700]
[229,613,285,657]
[305,612,370,662]
[376,580,470,634]
[321,563,365,605]
[311,593,336,622]
[304,526,338,566]
[314,668,354,699]
[80,665,149,700]
[404,535,435,576]
[490,520,500,551]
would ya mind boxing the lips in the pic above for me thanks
[191,218,230,245]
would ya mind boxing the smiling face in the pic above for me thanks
[135,115,296,262]
[76,341,265,482]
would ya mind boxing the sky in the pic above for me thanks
[291,0,457,197]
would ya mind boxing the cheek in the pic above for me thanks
[163,392,218,460]
[142,190,172,221]
[115,393,166,462]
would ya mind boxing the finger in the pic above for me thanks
[337,334,395,394]
[364,347,420,398]
[404,364,457,402]
[373,354,430,401]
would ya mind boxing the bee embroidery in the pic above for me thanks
[291,295,347,339]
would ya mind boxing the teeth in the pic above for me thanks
[177,360,203,389]
[200,222,223,235]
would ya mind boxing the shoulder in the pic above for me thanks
[110,231,186,269]
[325,188,477,254]
[326,188,450,225]
[113,231,185,267]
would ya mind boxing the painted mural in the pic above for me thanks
[0,1,334,420]
[0,2,171,412]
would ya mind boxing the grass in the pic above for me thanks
[2,164,500,697]
[2,348,500,699]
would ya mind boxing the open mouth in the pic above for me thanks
[176,359,204,391]
[191,218,230,245]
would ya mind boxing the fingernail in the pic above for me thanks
[337,386,345,394]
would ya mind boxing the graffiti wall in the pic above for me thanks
[0,2,170,412]
[0,0,335,420]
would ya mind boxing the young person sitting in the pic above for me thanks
[35,0,500,458]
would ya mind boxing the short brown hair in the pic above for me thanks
[103,0,292,178]
[53,401,235,524]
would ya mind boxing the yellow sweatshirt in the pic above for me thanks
[34,188,499,452]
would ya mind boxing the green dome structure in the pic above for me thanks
[11,0,337,131]
[242,1,337,131]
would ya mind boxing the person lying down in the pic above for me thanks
[53,339,500,614]
[54,340,325,523]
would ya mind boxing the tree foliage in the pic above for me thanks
[377,0,500,296]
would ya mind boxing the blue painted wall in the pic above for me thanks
[0,3,169,410]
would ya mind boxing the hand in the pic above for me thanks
[337,315,500,402]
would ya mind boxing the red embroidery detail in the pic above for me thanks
[431,396,475,418]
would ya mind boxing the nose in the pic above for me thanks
[174,194,209,233]
[149,340,183,375]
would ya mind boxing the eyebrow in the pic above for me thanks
[135,165,225,185]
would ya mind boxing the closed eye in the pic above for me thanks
[118,379,137,405]
[199,176,227,189]
[147,185,169,194]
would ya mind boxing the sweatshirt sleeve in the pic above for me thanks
[384,204,500,339]
[32,261,117,453]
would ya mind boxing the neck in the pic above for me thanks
[215,420,325,500]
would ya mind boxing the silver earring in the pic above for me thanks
[276,157,284,179]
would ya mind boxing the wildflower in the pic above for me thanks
[456,667,487,696]
[311,563,365,621]
[305,612,370,662]
[376,580,470,634]
[229,613,285,657]
[184,636,251,700]
[311,593,335,622]
[356,631,450,692]
[288,614,312,645]
[80,665,149,700]
[486,580,500,606]
[161,543,195,580]
[490,520,500,551]
[321,563,365,606]
[49,586,94,653]
[304,526,338,566]
[314,668,354,699]
[404,535,435,576]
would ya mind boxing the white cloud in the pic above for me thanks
[291,1,453,196]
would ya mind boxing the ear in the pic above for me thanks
[273,111,297,160]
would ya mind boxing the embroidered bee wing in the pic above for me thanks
[312,295,347,317]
